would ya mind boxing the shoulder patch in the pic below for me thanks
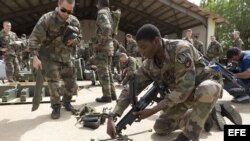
[177,53,187,63]
[177,53,192,68]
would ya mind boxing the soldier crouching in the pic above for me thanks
[107,24,222,141]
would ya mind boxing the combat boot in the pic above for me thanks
[204,114,214,132]
[111,93,117,100]
[51,104,61,119]
[212,104,226,131]
[96,96,112,103]
[174,133,190,141]
[63,102,75,112]
[111,86,117,101]
[91,80,96,86]
[220,103,242,125]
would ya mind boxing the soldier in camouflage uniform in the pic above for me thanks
[85,55,98,85]
[77,46,85,59]
[232,31,244,49]
[0,21,19,82]
[126,34,138,57]
[107,24,222,141]
[112,39,126,74]
[94,0,116,103]
[19,34,31,71]
[77,41,90,64]
[193,35,205,55]
[119,53,137,85]
[29,0,82,119]
[111,39,120,74]
[182,29,194,45]
[207,35,223,61]
[89,37,97,57]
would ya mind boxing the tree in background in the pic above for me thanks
[201,0,250,51]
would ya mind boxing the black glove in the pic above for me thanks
[63,25,79,45]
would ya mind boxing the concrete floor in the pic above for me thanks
[0,81,250,141]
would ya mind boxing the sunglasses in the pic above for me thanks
[60,7,73,14]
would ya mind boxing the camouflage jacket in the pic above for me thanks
[0,30,18,56]
[95,7,114,55]
[207,40,223,60]
[76,42,91,62]
[86,55,97,70]
[113,39,120,55]
[193,40,205,55]
[134,39,216,110]
[113,39,126,57]
[233,38,244,49]
[126,39,138,57]
[182,37,194,45]
[29,8,82,64]
[121,56,138,85]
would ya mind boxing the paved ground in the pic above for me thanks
[0,81,250,141]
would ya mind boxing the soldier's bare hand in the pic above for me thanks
[90,65,97,70]
[67,39,76,46]
[0,48,8,52]
[107,117,116,139]
[133,108,158,120]
[32,56,42,70]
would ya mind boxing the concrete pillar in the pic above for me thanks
[206,17,216,47]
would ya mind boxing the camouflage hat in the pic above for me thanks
[78,104,96,117]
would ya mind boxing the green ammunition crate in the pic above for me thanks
[2,88,17,102]
[20,88,30,102]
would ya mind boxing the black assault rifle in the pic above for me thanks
[115,54,246,136]
[202,55,248,89]
[115,77,166,136]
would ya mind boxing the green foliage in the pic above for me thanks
[201,0,250,51]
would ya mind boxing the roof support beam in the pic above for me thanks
[120,0,134,18]
[113,0,181,33]
[127,0,157,21]
[158,0,207,26]
[181,22,203,31]
[122,0,142,21]
[14,0,25,9]
[0,1,15,12]
[26,0,34,7]
[38,0,43,5]
[0,2,56,21]
[150,4,167,15]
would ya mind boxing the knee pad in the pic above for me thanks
[196,80,222,103]
[154,118,174,135]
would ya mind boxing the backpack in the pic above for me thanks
[110,9,121,37]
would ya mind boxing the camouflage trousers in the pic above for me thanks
[154,80,222,141]
[95,53,116,97]
[111,56,120,74]
[90,69,97,85]
[4,55,19,81]
[43,59,78,106]
[113,84,130,116]
[114,80,222,141]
